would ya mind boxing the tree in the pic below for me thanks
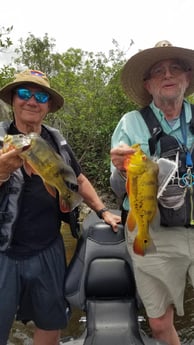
[44,44,135,188]
[0,25,15,87]
[0,26,15,120]
[14,33,56,74]
[0,26,13,51]
[0,33,136,190]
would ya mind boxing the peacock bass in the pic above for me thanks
[124,143,159,256]
[2,133,82,213]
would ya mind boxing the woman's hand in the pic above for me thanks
[101,210,121,232]
[0,148,23,182]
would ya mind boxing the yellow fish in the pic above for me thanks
[124,143,158,256]
[2,133,82,213]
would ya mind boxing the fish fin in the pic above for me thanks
[123,157,130,171]
[127,211,136,231]
[133,234,156,256]
[23,161,33,176]
[59,197,71,213]
[44,183,57,198]
[125,178,130,194]
[23,161,40,177]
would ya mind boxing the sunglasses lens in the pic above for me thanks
[16,88,50,103]
[17,89,31,100]
[34,92,50,103]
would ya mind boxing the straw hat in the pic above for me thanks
[121,40,194,107]
[0,69,64,113]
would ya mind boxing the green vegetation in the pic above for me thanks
[2,27,193,191]
[0,27,137,191]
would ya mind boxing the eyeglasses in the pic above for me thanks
[16,88,50,103]
[144,62,190,80]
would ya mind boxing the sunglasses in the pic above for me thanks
[16,88,50,103]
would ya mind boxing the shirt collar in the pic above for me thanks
[149,99,192,124]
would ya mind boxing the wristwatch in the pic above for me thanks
[96,207,109,219]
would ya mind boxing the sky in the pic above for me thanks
[1,0,194,65]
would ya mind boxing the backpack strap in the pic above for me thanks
[189,104,194,134]
[139,106,164,156]
[139,104,194,155]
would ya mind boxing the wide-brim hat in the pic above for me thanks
[0,69,64,113]
[121,40,194,107]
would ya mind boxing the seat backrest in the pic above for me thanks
[64,210,136,310]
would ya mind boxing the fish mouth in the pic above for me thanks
[21,144,31,152]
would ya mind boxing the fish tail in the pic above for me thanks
[133,233,156,256]
[59,191,83,213]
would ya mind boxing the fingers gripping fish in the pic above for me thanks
[124,144,158,256]
[2,133,82,213]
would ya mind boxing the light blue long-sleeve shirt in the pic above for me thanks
[110,100,194,210]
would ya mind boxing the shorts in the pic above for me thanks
[125,223,194,318]
[0,235,70,344]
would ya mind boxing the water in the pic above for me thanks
[7,224,194,344]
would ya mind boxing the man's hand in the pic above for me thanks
[110,144,135,171]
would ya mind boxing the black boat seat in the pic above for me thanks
[64,210,136,308]
[64,211,166,345]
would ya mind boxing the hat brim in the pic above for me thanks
[121,46,194,107]
[0,81,64,113]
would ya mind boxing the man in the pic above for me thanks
[110,40,194,345]
[0,69,121,345]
